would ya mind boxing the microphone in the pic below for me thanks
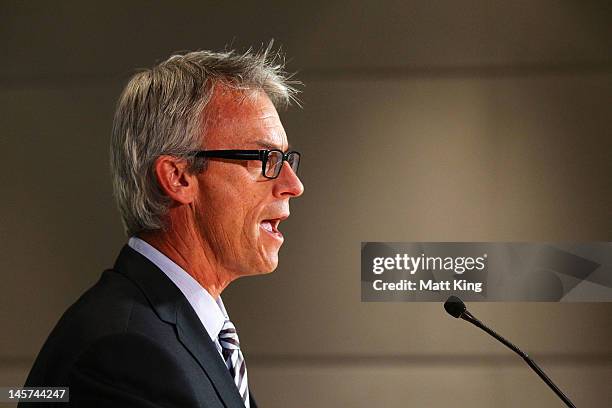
[443,296,577,408]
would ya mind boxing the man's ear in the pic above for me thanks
[153,155,197,205]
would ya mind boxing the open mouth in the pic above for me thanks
[259,215,287,240]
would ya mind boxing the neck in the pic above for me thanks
[138,219,233,299]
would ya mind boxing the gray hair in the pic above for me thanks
[110,44,299,236]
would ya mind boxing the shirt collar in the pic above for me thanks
[127,236,227,342]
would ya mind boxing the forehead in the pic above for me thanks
[200,84,287,150]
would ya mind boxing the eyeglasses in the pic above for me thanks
[193,149,301,179]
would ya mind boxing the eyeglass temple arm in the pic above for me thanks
[195,150,263,160]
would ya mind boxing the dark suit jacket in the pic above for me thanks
[20,245,257,408]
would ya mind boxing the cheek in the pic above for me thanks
[196,182,243,238]
[196,170,272,253]
[240,194,266,240]
[198,183,260,244]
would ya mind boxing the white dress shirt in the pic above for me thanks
[128,236,229,355]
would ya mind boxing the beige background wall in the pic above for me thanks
[1,1,611,407]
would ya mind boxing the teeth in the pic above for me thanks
[261,221,273,232]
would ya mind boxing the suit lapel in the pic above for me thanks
[114,245,245,408]
[176,299,246,408]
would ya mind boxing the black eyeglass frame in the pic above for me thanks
[193,149,301,179]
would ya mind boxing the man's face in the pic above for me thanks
[193,87,304,277]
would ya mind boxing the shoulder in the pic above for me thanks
[25,269,169,385]
[56,269,152,336]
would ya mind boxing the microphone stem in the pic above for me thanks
[461,311,577,408]
[521,355,576,408]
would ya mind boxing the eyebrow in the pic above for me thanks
[254,140,292,151]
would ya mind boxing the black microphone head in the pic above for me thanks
[444,295,466,318]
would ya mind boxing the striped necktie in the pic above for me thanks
[219,320,250,407]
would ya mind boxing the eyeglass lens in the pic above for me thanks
[264,151,299,178]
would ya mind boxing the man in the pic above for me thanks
[21,46,304,407]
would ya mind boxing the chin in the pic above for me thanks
[261,258,279,274]
[237,254,279,277]
[258,252,279,274]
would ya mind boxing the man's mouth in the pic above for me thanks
[259,215,288,240]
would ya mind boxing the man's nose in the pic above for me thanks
[273,161,304,198]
